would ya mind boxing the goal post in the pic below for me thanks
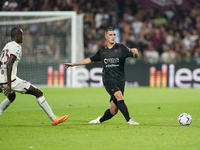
[0,11,84,87]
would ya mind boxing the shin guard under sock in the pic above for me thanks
[117,100,130,122]
[100,109,114,123]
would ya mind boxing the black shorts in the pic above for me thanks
[103,80,125,103]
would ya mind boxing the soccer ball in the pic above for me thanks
[178,113,192,125]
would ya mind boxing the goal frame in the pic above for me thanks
[0,11,78,87]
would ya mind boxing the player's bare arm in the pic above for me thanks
[0,61,4,93]
[63,58,92,69]
[129,48,138,58]
[4,55,16,96]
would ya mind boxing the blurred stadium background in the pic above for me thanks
[0,0,200,88]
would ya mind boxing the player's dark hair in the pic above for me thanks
[105,26,115,33]
[11,28,21,38]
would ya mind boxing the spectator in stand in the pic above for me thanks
[92,28,105,41]
[2,0,200,63]
[94,7,109,29]
[61,0,73,11]
[176,22,185,38]
[165,29,174,46]
[164,5,175,20]
[108,10,118,28]
[189,7,198,25]
[174,31,182,44]
[193,46,200,64]
[53,6,60,11]
[160,26,168,44]
[196,17,200,35]
[121,10,134,23]
[21,0,37,11]
[83,2,94,13]
[143,42,159,64]
[150,28,165,55]
[87,39,99,56]
[106,0,119,27]
[153,13,167,28]
[22,29,34,63]
[99,18,111,29]
[182,30,195,51]
[174,42,182,59]
[160,44,176,64]
[190,28,199,42]
[54,0,71,11]
[131,35,146,56]
[118,0,138,18]
[45,35,60,61]
[131,16,143,35]
[169,20,178,31]
[55,0,62,10]
[40,0,53,11]
[180,43,192,62]
[2,0,19,11]
[183,16,193,30]
[191,38,200,56]
[120,23,133,47]
[140,19,153,41]
[83,13,96,29]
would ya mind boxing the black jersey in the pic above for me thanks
[90,43,133,83]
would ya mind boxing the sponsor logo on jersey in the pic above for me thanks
[16,49,20,54]
[1,70,4,75]
[104,58,120,67]
[102,52,107,54]
[104,58,119,64]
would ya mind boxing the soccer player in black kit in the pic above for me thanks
[63,26,139,125]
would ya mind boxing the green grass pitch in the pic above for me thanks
[0,87,199,150]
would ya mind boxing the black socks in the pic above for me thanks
[100,109,114,123]
[99,100,130,123]
[117,100,130,122]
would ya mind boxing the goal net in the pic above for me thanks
[0,11,84,87]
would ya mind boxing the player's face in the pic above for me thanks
[105,30,116,44]
[16,29,24,43]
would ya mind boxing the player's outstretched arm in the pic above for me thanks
[129,48,138,58]
[63,58,92,69]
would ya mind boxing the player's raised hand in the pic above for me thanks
[63,63,74,69]
[129,48,138,58]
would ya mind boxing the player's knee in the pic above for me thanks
[8,92,16,102]
[27,85,43,97]
[114,91,123,100]
[36,89,43,97]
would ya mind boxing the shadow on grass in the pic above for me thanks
[0,121,199,128]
